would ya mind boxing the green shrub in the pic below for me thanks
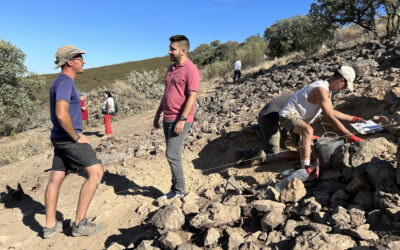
[236,35,268,69]
[203,60,232,80]
[0,39,45,135]
[264,15,332,57]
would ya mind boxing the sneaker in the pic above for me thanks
[43,220,63,239]
[305,159,320,182]
[157,189,182,200]
[72,218,104,237]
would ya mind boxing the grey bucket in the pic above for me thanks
[314,132,346,166]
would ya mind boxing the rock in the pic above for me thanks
[366,158,398,192]
[134,240,161,250]
[284,220,306,238]
[203,228,220,247]
[265,230,289,249]
[251,200,285,213]
[353,191,374,210]
[176,243,202,250]
[345,227,379,241]
[330,206,351,230]
[293,232,356,250]
[330,189,350,203]
[257,186,280,201]
[182,201,199,215]
[261,207,286,231]
[227,231,245,250]
[223,195,247,207]
[352,59,379,77]
[190,203,241,229]
[349,208,366,227]
[239,242,258,250]
[330,138,397,169]
[299,197,321,216]
[107,242,125,250]
[151,205,185,233]
[345,176,371,195]
[280,178,306,202]
[375,191,400,210]
[159,232,184,250]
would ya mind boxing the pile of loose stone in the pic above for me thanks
[123,138,400,249]
[98,39,400,249]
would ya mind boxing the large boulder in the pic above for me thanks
[366,158,398,192]
[330,138,397,169]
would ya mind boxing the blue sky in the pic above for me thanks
[0,0,314,74]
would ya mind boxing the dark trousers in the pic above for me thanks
[233,70,241,81]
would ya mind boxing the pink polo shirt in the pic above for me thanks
[163,58,200,123]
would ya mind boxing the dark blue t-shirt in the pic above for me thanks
[50,73,82,139]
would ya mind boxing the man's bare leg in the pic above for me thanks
[74,163,103,226]
[293,121,313,167]
[45,170,67,228]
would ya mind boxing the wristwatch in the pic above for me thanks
[179,116,187,121]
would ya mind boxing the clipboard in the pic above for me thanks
[350,120,384,135]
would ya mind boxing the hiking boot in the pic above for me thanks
[72,218,104,237]
[250,150,267,166]
[305,159,320,182]
[157,189,182,200]
[43,220,63,239]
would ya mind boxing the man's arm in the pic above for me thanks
[153,98,164,129]
[314,88,352,136]
[56,100,89,143]
[174,91,198,135]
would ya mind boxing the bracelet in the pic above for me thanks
[73,134,80,143]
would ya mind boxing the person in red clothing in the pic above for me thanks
[80,91,91,131]
[101,91,115,137]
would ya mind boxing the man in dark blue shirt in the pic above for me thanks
[43,45,104,239]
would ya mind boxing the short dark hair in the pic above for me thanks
[169,35,190,50]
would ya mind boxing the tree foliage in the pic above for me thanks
[309,0,400,38]
[0,39,45,131]
[264,15,332,57]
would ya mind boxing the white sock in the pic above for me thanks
[301,159,310,168]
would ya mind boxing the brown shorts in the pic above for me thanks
[279,113,301,147]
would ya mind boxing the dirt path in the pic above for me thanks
[0,107,284,249]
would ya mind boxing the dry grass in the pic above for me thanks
[0,128,52,166]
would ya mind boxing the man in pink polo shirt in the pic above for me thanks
[153,35,200,199]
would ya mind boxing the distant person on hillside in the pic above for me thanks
[153,35,200,199]
[233,60,241,81]
[101,91,115,137]
[279,65,365,181]
[80,91,91,131]
[44,45,104,239]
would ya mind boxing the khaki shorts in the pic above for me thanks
[279,113,301,147]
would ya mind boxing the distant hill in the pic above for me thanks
[38,55,171,103]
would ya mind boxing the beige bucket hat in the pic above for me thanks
[54,45,86,69]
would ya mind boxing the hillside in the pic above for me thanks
[2,39,400,249]
[37,55,171,103]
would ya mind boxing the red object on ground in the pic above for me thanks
[104,114,112,135]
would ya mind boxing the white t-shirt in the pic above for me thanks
[102,97,115,113]
[280,80,330,124]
